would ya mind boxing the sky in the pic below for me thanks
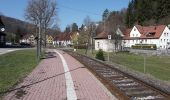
[0,0,130,31]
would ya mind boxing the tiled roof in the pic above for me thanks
[55,32,79,41]
[22,34,34,39]
[94,31,108,39]
[123,28,132,39]
[123,25,166,39]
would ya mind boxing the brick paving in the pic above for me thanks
[3,49,116,100]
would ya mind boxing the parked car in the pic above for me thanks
[20,42,31,48]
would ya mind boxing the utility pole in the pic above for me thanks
[108,35,111,61]
[37,20,41,60]
[144,55,146,73]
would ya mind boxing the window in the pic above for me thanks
[97,42,100,48]
[164,39,166,42]
[145,39,147,43]
[136,34,138,37]
[167,33,169,36]
[164,33,166,37]
[134,28,136,31]
[133,34,134,37]
[0,36,4,42]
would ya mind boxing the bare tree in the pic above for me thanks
[106,11,125,52]
[83,16,92,54]
[25,0,57,59]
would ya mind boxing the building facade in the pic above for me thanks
[123,25,170,50]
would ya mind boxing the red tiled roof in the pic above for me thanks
[123,25,166,39]
[55,32,79,41]
[22,34,34,39]
[123,28,132,40]
[94,31,108,39]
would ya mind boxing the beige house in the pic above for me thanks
[46,35,54,45]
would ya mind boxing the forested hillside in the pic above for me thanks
[1,15,60,43]
[126,0,170,28]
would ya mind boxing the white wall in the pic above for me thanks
[158,26,170,49]
[95,39,114,52]
[123,26,170,50]
[130,26,141,38]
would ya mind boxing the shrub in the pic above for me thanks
[132,44,157,50]
[74,44,87,49]
[95,49,105,61]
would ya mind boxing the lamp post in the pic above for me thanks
[91,23,99,54]
[108,35,111,61]
[144,55,146,73]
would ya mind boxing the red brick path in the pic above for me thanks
[3,49,116,100]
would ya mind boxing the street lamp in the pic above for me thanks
[108,34,111,61]
[91,23,99,54]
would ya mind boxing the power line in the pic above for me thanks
[58,4,102,16]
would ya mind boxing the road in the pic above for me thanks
[0,48,34,55]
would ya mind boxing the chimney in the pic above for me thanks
[154,26,156,30]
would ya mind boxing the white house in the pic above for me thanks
[123,25,170,50]
[55,32,79,47]
[20,34,36,46]
[94,28,124,52]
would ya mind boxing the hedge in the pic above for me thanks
[132,44,157,50]
[74,44,87,49]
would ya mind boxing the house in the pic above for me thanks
[94,27,124,52]
[20,34,36,46]
[55,33,67,46]
[0,16,6,47]
[46,35,54,45]
[123,25,170,50]
[55,32,79,47]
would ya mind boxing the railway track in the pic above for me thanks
[64,50,170,100]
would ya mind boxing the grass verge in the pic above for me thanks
[0,49,38,98]
[75,49,170,82]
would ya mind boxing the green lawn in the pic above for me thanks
[75,49,170,82]
[0,50,38,97]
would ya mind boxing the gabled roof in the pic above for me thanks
[22,34,34,39]
[123,28,132,40]
[55,31,79,41]
[123,25,166,39]
[94,31,108,39]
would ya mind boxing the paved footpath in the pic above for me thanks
[3,49,117,100]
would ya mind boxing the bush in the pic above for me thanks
[74,44,87,49]
[95,49,105,61]
[132,44,157,50]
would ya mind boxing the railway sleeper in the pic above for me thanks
[114,80,135,85]
[116,82,138,87]
[112,78,133,83]
[131,94,165,100]
[118,83,141,89]
[128,92,162,99]
[121,87,147,92]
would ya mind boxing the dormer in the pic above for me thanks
[146,32,156,37]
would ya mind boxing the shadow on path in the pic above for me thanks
[0,66,85,94]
